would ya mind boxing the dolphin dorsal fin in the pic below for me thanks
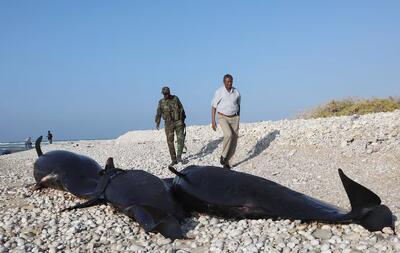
[35,136,43,157]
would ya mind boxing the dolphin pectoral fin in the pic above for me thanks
[124,205,163,232]
[61,198,104,212]
[152,215,186,240]
[124,205,185,239]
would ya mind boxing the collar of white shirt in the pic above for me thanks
[224,87,235,94]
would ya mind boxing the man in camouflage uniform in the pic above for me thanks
[155,86,186,166]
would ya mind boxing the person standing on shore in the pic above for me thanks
[155,86,186,166]
[211,74,241,169]
[47,131,53,144]
[25,137,32,150]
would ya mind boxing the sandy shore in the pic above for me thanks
[1,111,399,252]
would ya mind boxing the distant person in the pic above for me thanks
[25,137,32,150]
[211,74,241,169]
[47,131,53,144]
[155,86,186,166]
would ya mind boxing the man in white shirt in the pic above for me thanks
[211,74,241,168]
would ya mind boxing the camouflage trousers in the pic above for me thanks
[165,121,185,162]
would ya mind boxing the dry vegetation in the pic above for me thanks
[300,97,400,119]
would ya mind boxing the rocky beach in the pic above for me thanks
[1,111,399,253]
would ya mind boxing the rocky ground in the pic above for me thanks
[1,110,399,252]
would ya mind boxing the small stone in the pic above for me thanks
[321,244,330,251]
[156,237,172,246]
[382,227,394,234]
[230,229,243,237]
[312,229,332,240]
[343,233,360,241]
[287,242,296,249]
[356,244,367,251]
[128,244,145,251]
[288,150,296,157]
[176,250,190,253]
[310,240,319,246]
[48,246,57,253]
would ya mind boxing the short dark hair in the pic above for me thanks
[223,74,233,81]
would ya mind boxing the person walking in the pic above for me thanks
[47,130,53,144]
[211,74,241,169]
[25,137,32,150]
[155,86,186,166]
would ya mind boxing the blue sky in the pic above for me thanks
[1,1,399,141]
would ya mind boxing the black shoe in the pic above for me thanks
[169,160,178,167]
[220,156,226,166]
[223,164,231,169]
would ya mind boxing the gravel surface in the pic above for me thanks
[1,110,399,252]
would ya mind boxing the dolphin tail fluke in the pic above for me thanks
[338,169,394,232]
[35,136,43,157]
[338,168,381,215]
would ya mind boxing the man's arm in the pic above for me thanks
[176,97,186,122]
[211,106,217,131]
[211,90,220,131]
[237,92,241,116]
[155,101,162,129]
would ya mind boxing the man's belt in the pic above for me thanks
[218,112,239,118]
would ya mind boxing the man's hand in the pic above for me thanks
[211,121,217,131]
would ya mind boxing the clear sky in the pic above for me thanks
[1,1,399,142]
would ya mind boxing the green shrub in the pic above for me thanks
[301,97,400,119]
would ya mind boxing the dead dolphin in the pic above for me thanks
[63,158,187,239]
[33,136,102,198]
[168,165,394,232]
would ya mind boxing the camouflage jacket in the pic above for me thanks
[155,95,186,126]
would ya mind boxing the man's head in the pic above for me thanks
[223,74,233,91]
[161,86,171,98]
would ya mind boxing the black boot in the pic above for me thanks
[223,164,231,169]
[220,156,226,166]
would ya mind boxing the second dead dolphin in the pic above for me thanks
[63,158,187,239]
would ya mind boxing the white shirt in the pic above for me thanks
[211,86,241,116]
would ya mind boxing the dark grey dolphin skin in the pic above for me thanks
[1,150,12,155]
[63,158,186,239]
[33,136,102,198]
[168,165,395,232]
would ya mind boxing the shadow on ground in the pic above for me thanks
[185,137,223,161]
[233,130,280,167]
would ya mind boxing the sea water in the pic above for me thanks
[0,142,31,155]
